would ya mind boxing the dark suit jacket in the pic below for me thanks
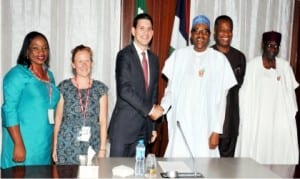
[212,45,246,138]
[108,44,159,144]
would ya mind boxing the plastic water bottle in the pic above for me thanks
[135,139,145,176]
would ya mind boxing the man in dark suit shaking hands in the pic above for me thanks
[109,13,164,157]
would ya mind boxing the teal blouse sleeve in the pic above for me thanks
[1,65,30,127]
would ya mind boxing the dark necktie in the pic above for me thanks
[141,52,149,90]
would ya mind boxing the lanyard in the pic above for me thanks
[75,78,91,122]
[47,82,53,106]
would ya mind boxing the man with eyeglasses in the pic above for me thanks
[160,15,236,157]
[235,31,299,164]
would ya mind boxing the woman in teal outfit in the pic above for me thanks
[1,31,60,169]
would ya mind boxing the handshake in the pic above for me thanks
[149,104,164,120]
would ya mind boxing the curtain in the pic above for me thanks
[0,0,121,156]
[0,0,295,158]
[190,0,294,61]
[0,0,120,115]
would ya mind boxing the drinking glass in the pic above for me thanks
[145,153,157,177]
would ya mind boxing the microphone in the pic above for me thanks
[158,121,204,178]
[176,121,194,160]
[160,121,204,178]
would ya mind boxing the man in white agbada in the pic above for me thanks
[160,15,237,157]
[235,31,299,164]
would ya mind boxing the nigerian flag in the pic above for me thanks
[169,0,190,55]
[136,0,147,14]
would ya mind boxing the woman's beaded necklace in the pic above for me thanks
[30,65,50,82]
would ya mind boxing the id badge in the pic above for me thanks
[48,109,54,124]
[77,126,91,142]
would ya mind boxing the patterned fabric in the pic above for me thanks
[56,79,108,165]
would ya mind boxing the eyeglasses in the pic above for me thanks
[192,29,210,35]
[265,43,279,49]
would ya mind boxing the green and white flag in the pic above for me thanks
[169,0,190,55]
[136,0,147,14]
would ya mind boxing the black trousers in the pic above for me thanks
[218,136,237,157]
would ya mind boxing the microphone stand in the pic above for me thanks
[176,121,194,161]
[176,121,203,178]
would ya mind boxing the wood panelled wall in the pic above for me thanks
[121,0,176,101]
[121,0,177,156]
[291,0,300,163]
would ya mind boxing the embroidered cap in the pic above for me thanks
[192,15,210,30]
[262,31,282,45]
